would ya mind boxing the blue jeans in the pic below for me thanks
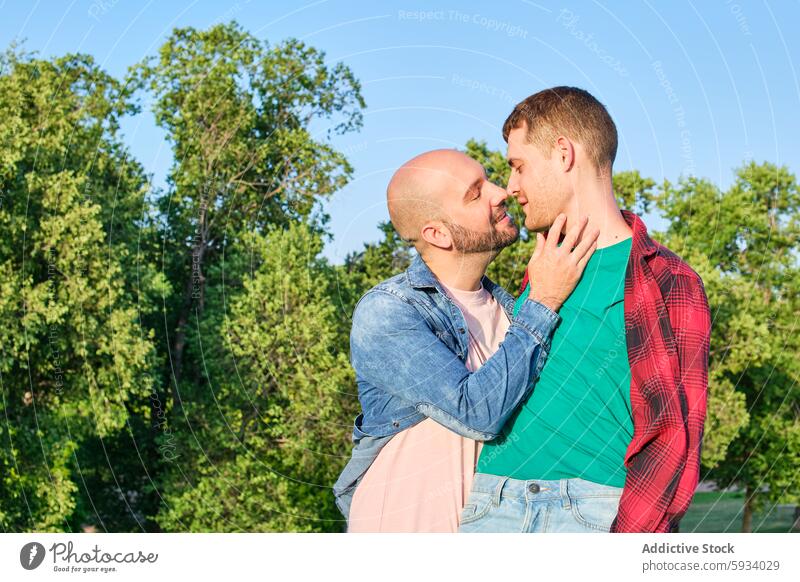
[458,473,623,533]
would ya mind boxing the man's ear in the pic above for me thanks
[554,136,575,172]
[420,221,452,250]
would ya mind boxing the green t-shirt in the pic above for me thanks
[477,237,634,487]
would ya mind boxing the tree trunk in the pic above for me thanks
[169,198,209,409]
[792,506,800,532]
[169,281,192,411]
[741,486,755,533]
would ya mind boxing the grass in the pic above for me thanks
[680,491,798,533]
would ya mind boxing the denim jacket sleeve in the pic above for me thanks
[349,289,560,440]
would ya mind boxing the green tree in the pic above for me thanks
[612,170,655,215]
[128,23,366,530]
[0,49,162,531]
[129,22,365,406]
[155,223,356,531]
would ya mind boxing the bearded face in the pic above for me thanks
[443,211,520,254]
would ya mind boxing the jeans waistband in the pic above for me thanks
[470,472,623,509]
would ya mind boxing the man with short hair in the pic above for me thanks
[333,148,598,532]
[460,86,711,533]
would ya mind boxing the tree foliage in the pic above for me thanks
[0,49,162,531]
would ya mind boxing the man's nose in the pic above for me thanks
[492,185,509,206]
[506,176,519,198]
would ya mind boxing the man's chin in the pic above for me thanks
[496,224,520,245]
[525,220,549,233]
[498,228,521,250]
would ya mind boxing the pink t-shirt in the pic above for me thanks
[348,281,511,532]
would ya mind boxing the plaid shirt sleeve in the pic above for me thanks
[662,272,711,530]
[610,269,711,533]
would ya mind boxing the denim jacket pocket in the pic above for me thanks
[352,413,373,440]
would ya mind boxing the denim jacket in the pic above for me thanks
[332,254,561,526]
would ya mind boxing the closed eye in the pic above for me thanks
[464,176,484,203]
[508,159,523,174]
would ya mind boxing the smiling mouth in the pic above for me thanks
[494,211,511,224]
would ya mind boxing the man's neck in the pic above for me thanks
[423,250,492,292]
[565,170,632,248]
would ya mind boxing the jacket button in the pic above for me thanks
[528,483,540,494]
[392,421,400,428]
[459,328,466,334]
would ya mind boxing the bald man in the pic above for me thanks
[332,149,598,532]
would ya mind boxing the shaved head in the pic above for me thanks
[386,148,518,259]
[387,149,479,244]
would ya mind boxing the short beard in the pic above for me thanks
[443,218,520,254]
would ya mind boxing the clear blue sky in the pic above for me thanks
[2,0,798,263]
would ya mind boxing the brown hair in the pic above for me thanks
[502,86,617,171]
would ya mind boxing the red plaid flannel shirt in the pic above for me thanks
[518,210,711,532]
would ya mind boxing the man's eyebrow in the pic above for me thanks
[463,176,483,200]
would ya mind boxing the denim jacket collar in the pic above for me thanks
[405,253,515,317]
